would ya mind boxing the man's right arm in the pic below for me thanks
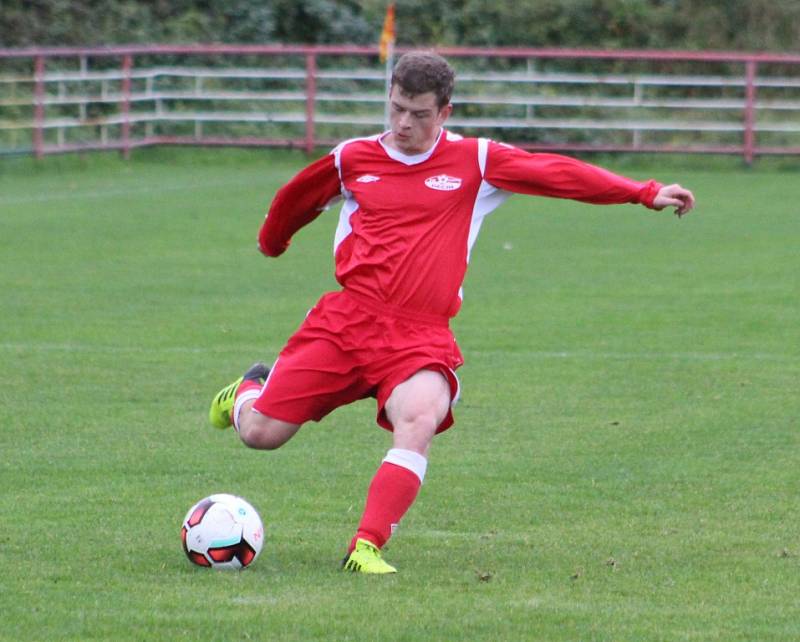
[258,154,342,257]
[484,141,663,208]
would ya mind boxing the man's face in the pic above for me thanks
[387,85,452,155]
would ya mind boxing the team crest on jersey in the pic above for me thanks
[424,174,462,191]
[356,174,381,183]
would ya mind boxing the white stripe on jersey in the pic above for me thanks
[332,133,382,254]
[334,196,358,254]
[466,138,511,263]
[478,137,489,175]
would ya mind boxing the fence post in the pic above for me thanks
[121,54,133,159]
[33,55,45,158]
[743,59,757,166]
[305,52,317,155]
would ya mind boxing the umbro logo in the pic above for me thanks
[424,174,462,191]
[356,174,381,183]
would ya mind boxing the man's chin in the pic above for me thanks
[387,133,421,154]
[398,141,423,154]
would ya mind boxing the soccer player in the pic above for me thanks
[209,51,695,574]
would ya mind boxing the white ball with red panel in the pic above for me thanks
[181,494,264,569]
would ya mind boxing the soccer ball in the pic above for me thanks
[181,494,264,569]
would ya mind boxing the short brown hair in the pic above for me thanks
[391,51,455,109]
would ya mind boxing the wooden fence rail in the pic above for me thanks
[2,44,800,163]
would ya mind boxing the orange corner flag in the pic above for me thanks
[379,2,396,63]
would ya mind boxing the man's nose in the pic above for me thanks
[398,112,412,128]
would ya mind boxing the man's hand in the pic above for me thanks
[653,184,695,217]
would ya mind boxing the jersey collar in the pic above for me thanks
[378,129,444,165]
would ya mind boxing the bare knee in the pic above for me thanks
[238,412,301,450]
[385,370,451,454]
[393,408,444,451]
[393,411,440,437]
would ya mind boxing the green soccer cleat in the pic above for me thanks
[208,363,270,430]
[341,539,397,574]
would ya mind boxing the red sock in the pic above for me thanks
[349,462,421,552]
[236,380,262,398]
[231,380,262,431]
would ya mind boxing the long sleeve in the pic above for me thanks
[484,142,662,209]
[258,153,343,257]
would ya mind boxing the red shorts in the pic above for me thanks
[253,290,464,432]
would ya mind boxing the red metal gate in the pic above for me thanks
[2,44,799,163]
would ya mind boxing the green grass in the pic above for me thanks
[1,148,798,641]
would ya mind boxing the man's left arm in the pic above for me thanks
[484,142,695,216]
[258,153,342,257]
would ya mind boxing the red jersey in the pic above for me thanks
[259,129,662,319]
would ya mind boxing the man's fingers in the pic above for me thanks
[656,184,695,217]
[674,191,695,217]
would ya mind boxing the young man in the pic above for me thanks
[209,52,695,574]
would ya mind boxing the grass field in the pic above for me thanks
[1,148,798,641]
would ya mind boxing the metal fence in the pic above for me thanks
[1,44,800,163]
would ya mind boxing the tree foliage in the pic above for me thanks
[1,0,798,51]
